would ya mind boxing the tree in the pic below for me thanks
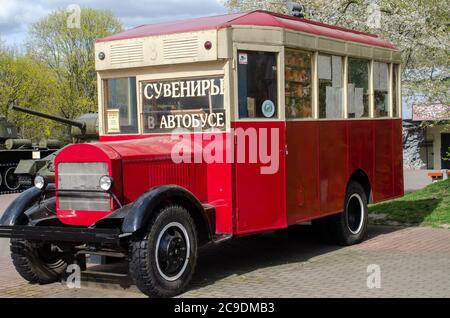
[224,0,449,105]
[27,8,123,121]
[0,49,60,140]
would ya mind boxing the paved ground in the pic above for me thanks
[0,174,449,298]
[0,224,449,298]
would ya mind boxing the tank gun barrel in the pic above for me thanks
[9,103,86,131]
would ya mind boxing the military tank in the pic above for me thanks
[0,114,61,193]
[10,104,98,188]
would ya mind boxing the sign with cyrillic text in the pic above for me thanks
[142,77,226,132]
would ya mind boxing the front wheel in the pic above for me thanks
[10,239,73,284]
[129,204,198,298]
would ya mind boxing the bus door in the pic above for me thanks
[233,49,286,235]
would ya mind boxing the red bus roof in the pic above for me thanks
[97,10,396,50]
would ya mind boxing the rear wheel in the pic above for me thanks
[129,204,198,298]
[10,239,73,284]
[313,181,368,246]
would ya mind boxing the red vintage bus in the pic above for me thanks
[0,10,403,297]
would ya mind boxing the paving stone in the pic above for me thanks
[0,225,449,298]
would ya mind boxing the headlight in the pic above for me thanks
[99,175,113,191]
[34,175,46,190]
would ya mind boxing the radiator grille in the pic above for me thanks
[58,162,110,211]
[110,42,144,65]
[163,36,199,60]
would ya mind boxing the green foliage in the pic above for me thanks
[0,8,123,142]
[27,8,123,120]
[369,179,450,227]
[0,50,61,140]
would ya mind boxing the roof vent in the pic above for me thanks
[110,41,144,65]
[163,36,199,60]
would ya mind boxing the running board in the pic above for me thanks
[212,233,232,244]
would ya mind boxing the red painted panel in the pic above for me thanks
[347,120,375,193]
[373,120,394,201]
[318,121,348,214]
[121,161,207,204]
[233,121,286,234]
[55,118,403,231]
[55,134,234,232]
[285,121,320,224]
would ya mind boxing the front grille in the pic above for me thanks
[57,162,110,211]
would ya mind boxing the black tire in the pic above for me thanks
[10,239,72,284]
[313,181,368,246]
[3,167,20,191]
[129,204,198,298]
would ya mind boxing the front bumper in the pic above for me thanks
[0,225,121,244]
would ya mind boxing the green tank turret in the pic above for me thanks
[9,103,99,189]
[9,104,99,143]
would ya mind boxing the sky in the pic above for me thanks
[0,0,228,47]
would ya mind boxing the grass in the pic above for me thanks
[369,179,450,227]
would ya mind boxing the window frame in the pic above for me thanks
[233,43,284,122]
[284,47,315,121]
[316,53,345,120]
[372,60,391,118]
[102,76,139,135]
[346,56,371,119]
[391,63,402,118]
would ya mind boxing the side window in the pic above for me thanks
[392,64,400,118]
[373,61,390,117]
[285,49,313,119]
[104,77,138,134]
[318,54,343,119]
[347,58,370,118]
[238,51,278,119]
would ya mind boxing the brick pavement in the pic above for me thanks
[0,225,449,298]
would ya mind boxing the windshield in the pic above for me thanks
[141,76,225,133]
[103,75,226,135]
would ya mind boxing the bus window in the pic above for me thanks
[392,64,400,117]
[141,77,225,133]
[238,51,278,119]
[318,54,343,119]
[374,62,390,117]
[104,77,138,134]
[285,49,313,119]
[347,58,369,118]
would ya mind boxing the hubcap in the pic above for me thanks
[36,243,66,269]
[346,193,364,234]
[155,222,190,281]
